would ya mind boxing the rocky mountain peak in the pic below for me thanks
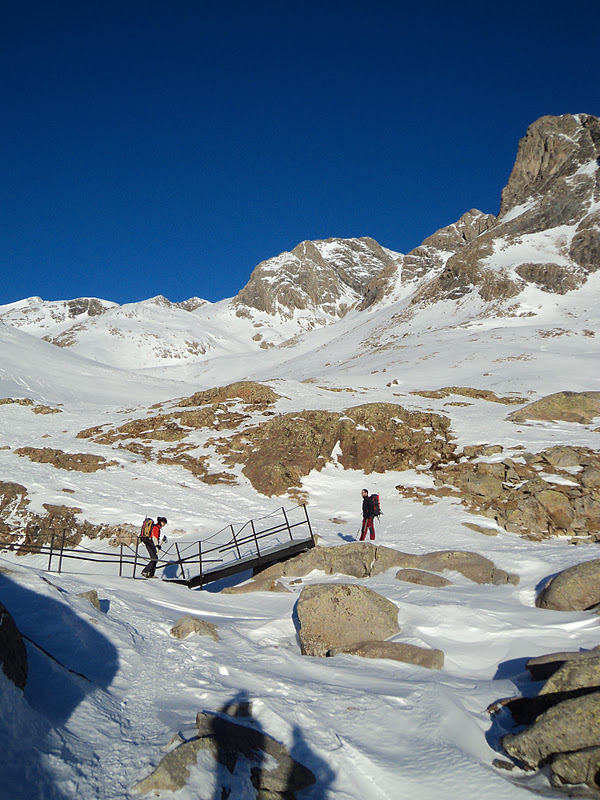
[234,236,400,320]
[498,113,600,220]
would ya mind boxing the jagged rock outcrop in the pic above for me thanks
[13,447,119,472]
[296,583,400,657]
[234,237,399,319]
[412,445,600,540]
[0,601,28,690]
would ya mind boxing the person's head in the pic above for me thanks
[157,516,168,527]
[361,489,368,497]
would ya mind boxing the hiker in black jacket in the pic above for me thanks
[360,489,375,541]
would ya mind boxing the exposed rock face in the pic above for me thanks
[13,447,119,472]
[0,601,28,690]
[296,583,400,657]
[418,445,600,540]
[507,391,600,424]
[408,114,600,308]
[536,559,600,611]
[217,402,455,496]
[77,590,101,611]
[496,648,600,791]
[327,640,444,669]
[134,711,316,797]
[498,114,600,222]
[170,616,219,641]
[235,237,399,320]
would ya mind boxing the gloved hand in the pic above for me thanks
[157,544,161,551]
[162,535,168,544]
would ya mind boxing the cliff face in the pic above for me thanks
[409,113,600,308]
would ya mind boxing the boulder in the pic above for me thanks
[526,648,600,681]
[539,653,600,695]
[502,692,600,769]
[296,584,400,657]
[327,640,444,669]
[134,711,315,797]
[395,569,453,588]
[0,601,27,690]
[170,616,219,641]
[551,746,600,790]
[536,559,600,611]
[507,391,600,425]
[77,590,101,611]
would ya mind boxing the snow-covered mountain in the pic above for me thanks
[1,113,600,800]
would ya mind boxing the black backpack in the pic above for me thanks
[140,518,154,538]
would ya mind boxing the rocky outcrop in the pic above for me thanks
[507,391,600,424]
[421,445,600,540]
[0,601,28,690]
[0,397,61,414]
[296,583,400,657]
[223,543,518,593]
[175,380,280,409]
[499,648,600,792]
[13,447,119,472]
[327,640,444,669]
[134,710,316,797]
[536,559,600,611]
[215,402,455,496]
[170,616,219,641]
[410,387,525,405]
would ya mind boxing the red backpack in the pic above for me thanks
[371,494,381,518]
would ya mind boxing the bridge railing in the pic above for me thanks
[4,504,315,586]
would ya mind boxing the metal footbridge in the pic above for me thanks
[20,504,316,589]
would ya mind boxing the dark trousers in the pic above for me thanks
[360,517,375,541]
[141,538,158,576]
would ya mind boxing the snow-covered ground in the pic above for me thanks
[1,265,600,799]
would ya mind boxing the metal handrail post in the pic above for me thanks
[47,533,54,572]
[303,504,315,544]
[282,506,293,541]
[175,543,183,580]
[119,543,124,578]
[58,529,66,574]
[231,524,241,559]
[250,519,262,564]
[197,541,203,588]
[133,537,140,578]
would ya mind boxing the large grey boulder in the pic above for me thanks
[502,692,600,769]
[327,640,444,670]
[507,391,600,425]
[296,583,400,657]
[0,601,27,690]
[536,559,600,611]
[134,711,315,797]
[551,746,600,789]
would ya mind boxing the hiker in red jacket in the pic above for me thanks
[359,489,375,541]
[141,516,168,578]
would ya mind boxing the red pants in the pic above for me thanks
[360,517,375,541]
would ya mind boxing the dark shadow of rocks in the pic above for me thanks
[0,572,119,798]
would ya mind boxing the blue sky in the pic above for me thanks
[2,0,598,306]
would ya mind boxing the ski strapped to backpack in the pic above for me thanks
[370,494,381,518]
[140,517,154,538]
